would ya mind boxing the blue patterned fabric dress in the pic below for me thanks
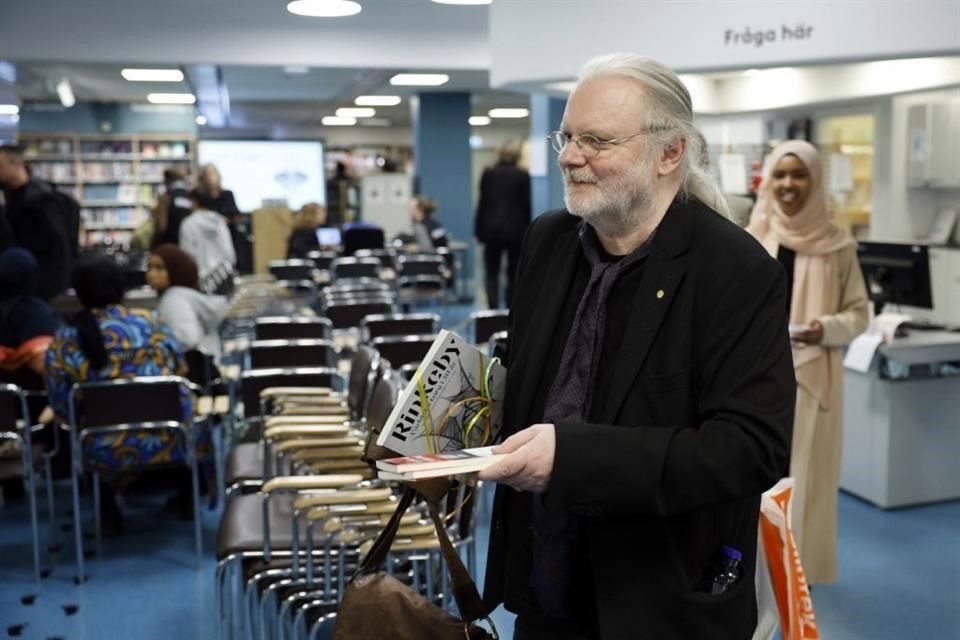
[45,305,210,478]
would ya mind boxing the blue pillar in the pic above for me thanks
[413,92,473,299]
[530,95,567,216]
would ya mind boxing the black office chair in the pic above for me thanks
[342,226,385,256]
[0,384,42,582]
[306,250,338,272]
[325,300,397,331]
[269,260,319,282]
[67,376,203,581]
[359,313,440,342]
[469,309,509,344]
[254,316,333,341]
[331,257,382,281]
[249,339,338,370]
[370,334,437,370]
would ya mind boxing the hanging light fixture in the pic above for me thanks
[287,0,362,17]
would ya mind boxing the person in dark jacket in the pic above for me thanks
[0,145,74,299]
[477,53,793,640]
[151,167,194,248]
[286,202,326,259]
[475,142,531,308]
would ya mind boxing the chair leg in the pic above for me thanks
[93,473,103,558]
[190,455,202,568]
[20,436,41,583]
[70,462,85,582]
[44,457,57,553]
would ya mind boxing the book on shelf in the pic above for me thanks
[376,446,504,480]
[376,329,506,458]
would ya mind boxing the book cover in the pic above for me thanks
[376,446,499,474]
[376,330,506,457]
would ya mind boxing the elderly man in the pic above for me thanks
[478,54,796,640]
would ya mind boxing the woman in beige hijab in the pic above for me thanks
[746,140,868,584]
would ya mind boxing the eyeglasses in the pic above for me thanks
[548,128,664,159]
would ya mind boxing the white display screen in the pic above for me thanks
[197,140,326,212]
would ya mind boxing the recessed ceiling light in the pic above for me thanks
[195,114,208,126]
[390,73,449,87]
[283,65,311,75]
[469,116,491,126]
[322,115,357,126]
[355,95,402,106]
[360,117,392,127]
[336,107,376,118]
[287,0,362,17]
[121,68,184,82]
[432,0,492,4]
[0,104,19,116]
[147,93,196,105]
[488,108,529,118]
[742,68,760,77]
[56,78,75,108]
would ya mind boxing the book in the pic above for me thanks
[376,330,506,457]
[376,447,504,480]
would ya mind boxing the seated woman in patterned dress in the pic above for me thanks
[45,255,208,532]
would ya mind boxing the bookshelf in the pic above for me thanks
[17,133,196,249]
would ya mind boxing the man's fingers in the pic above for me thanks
[478,446,529,482]
[492,426,539,454]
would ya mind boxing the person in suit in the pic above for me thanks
[746,140,868,584]
[478,53,796,640]
[475,141,531,308]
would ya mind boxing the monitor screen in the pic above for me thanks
[197,140,325,212]
[315,226,342,247]
[857,241,933,315]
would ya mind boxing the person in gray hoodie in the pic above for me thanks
[178,192,236,289]
[146,244,228,362]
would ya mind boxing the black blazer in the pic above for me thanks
[474,161,531,245]
[483,197,796,640]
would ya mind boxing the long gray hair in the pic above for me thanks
[578,53,730,218]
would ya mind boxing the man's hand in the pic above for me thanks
[478,423,555,493]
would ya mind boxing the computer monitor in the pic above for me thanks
[315,226,342,248]
[856,241,933,315]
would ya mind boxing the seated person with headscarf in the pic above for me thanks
[147,244,228,364]
[45,255,206,532]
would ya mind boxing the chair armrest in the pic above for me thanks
[260,386,337,398]
[295,487,393,511]
[305,459,374,473]
[274,437,361,453]
[277,406,349,417]
[265,415,350,428]
[392,536,441,551]
[265,425,351,440]
[290,445,366,461]
[261,474,363,493]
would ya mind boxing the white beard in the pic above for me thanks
[563,152,657,238]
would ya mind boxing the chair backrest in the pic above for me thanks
[306,250,338,272]
[323,280,392,299]
[269,260,318,282]
[325,300,397,330]
[331,257,381,281]
[470,309,509,344]
[239,367,340,419]
[255,316,333,341]
[249,339,337,370]
[354,248,397,270]
[396,274,446,293]
[359,313,440,342]
[184,349,216,389]
[70,377,186,429]
[365,372,401,440]
[371,334,437,369]
[396,254,444,277]
[347,345,380,421]
[0,384,29,433]
[342,226,385,256]
[489,330,509,365]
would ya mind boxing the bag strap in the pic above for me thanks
[352,485,488,623]
[425,499,487,622]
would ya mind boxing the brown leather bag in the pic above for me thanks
[333,486,498,640]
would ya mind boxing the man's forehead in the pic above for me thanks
[563,76,646,131]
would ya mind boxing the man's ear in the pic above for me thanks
[656,137,687,177]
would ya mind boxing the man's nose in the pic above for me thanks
[558,140,586,169]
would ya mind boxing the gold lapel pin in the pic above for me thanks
[656,289,665,299]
